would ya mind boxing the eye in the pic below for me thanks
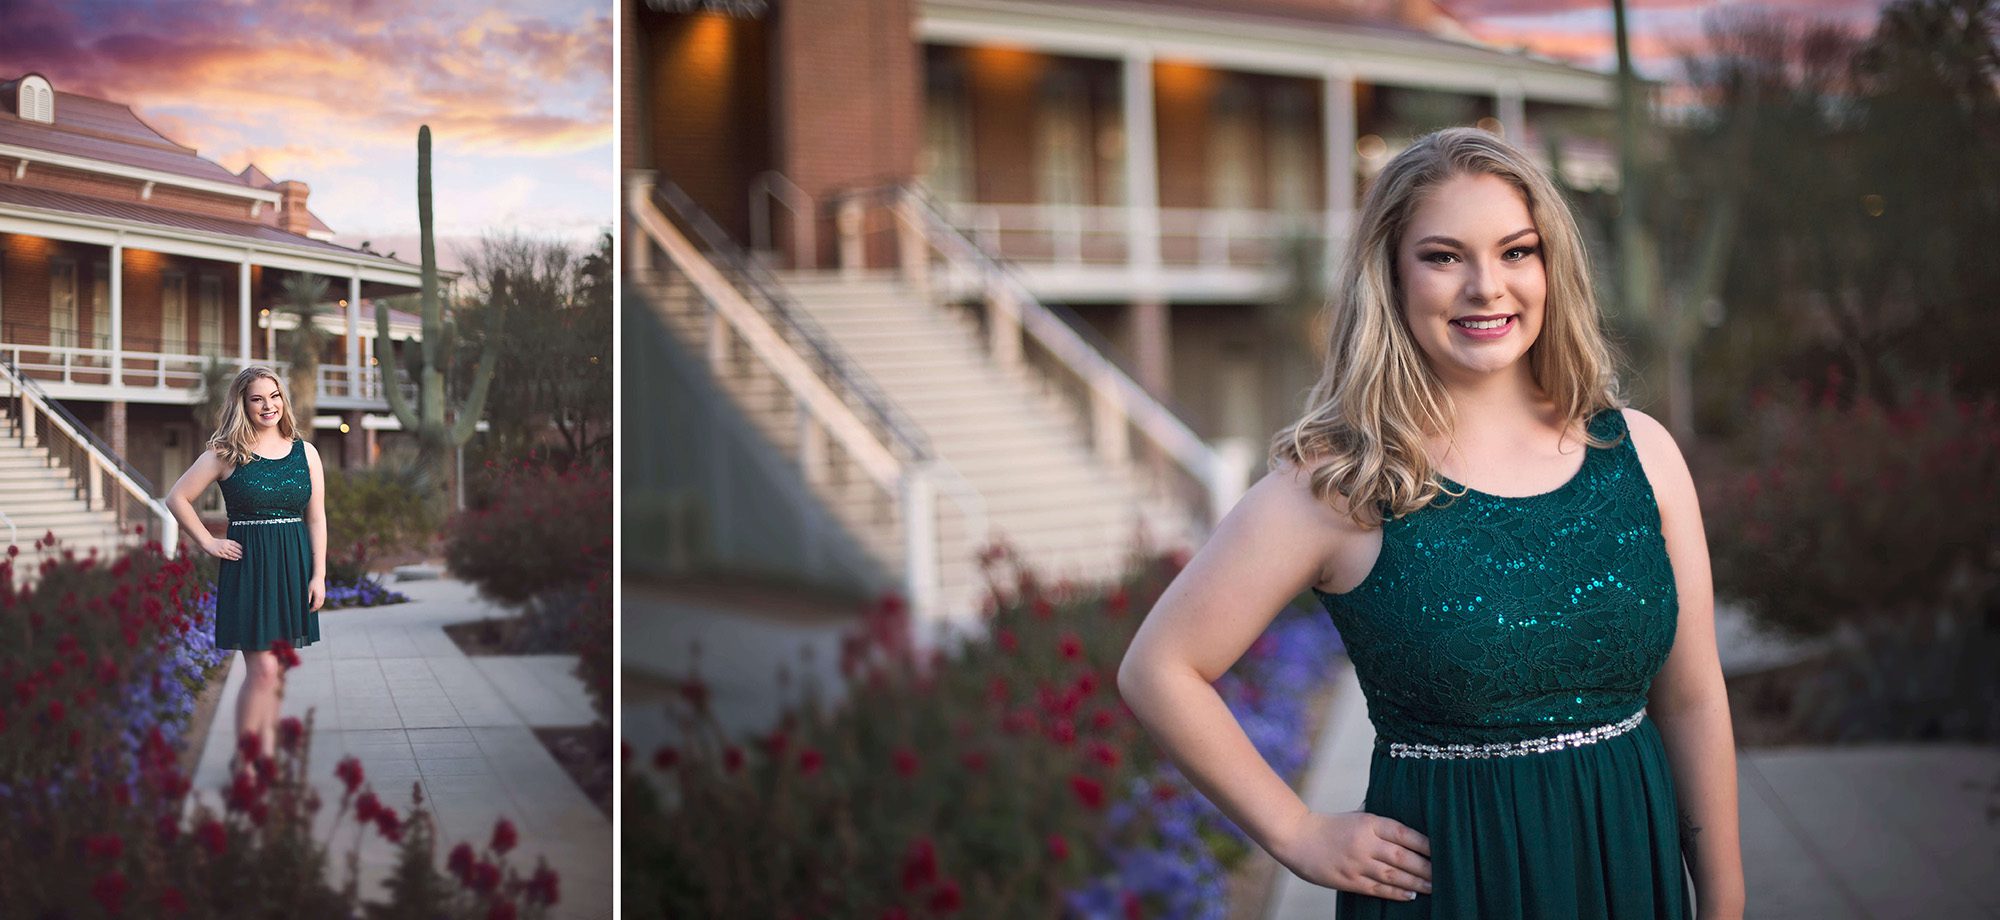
[1420,251,1459,265]
[1504,245,1540,261]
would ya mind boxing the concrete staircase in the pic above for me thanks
[634,266,1200,620]
[0,402,137,580]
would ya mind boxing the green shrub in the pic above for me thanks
[327,449,444,579]
[443,457,610,606]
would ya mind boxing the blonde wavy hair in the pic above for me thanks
[1271,126,1625,528]
[208,365,299,466]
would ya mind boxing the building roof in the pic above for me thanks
[0,79,251,187]
[0,182,411,266]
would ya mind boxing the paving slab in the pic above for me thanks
[186,577,610,920]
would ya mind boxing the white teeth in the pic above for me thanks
[1455,316,1510,330]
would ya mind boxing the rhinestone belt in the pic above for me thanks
[1382,709,1647,760]
[230,517,303,526]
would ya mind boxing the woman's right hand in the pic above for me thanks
[205,537,244,561]
[1270,809,1433,901]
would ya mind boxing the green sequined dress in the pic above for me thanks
[1312,408,1690,919]
[213,439,319,651]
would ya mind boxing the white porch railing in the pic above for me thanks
[0,356,177,555]
[629,171,988,644]
[317,364,419,403]
[941,202,1327,270]
[0,340,413,407]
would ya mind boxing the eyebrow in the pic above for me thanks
[1413,228,1539,249]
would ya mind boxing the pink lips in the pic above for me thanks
[1450,314,1516,340]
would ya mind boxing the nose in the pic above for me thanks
[1463,258,1506,306]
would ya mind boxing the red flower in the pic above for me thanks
[335,756,364,794]
[157,887,188,915]
[471,860,502,893]
[45,699,65,725]
[491,818,518,854]
[986,676,1009,704]
[155,814,181,845]
[1047,834,1070,862]
[899,837,938,893]
[196,819,227,856]
[278,716,304,752]
[882,909,910,920]
[375,806,403,842]
[928,878,963,913]
[92,871,128,915]
[1092,709,1117,731]
[996,629,1018,655]
[1069,774,1105,810]
[1106,586,1129,616]
[1049,719,1076,746]
[1059,632,1083,660]
[723,746,744,774]
[892,747,919,778]
[1032,596,1055,619]
[487,902,518,920]
[653,747,680,770]
[270,639,302,670]
[448,842,476,880]
[355,791,382,823]
[237,730,263,762]
[1123,889,1145,920]
[959,750,988,773]
[798,748,824,776]
[84,833,124,860]
[1152,781,1179,802]
[763,729,789,758]
[1089,741,1121,769]
[527,863,561,906]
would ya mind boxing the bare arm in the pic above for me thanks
[1118,463,1433,902]
[1627,409,1745,919]
[164,449,236,560]
[303,441,327,610]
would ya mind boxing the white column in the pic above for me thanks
[109,234,123,387]
[1497,81,1526,142]
[1122,46,1161,283]
[1322,67,1357,271]
[347,270,362,394]
[238,252,253,364]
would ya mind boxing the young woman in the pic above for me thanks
[167,365,326,773]
[1117,128,1743,918]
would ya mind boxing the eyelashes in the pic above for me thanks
[1419,245,1540,264]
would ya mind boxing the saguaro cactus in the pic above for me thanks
[373,125,500,488]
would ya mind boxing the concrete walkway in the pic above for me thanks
[189,577,610,920]
[1265,659,2000,919]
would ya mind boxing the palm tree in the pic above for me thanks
[276,274,333,432]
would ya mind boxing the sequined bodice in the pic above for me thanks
[219,439,310,522]
[1312,408,1679,747]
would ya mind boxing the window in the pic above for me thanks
[161,271,187,354]
[1270,85,1315,217]
[1036,68,1089,207]
[198,275,223,357]
[1209,79,1257,211]
[921,61,972,203]
[91,260,110,351]
[49,257,77,348]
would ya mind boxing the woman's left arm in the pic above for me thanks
[1625,409,1744,919]
[303,440,327,612]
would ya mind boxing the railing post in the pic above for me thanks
[901,466,939,650]
[894,193,930,303]
[837,197,866,279]
[21,396,36,448]
[89,459,104,511]
[1091,374,1129,465]
[987,281,1022,371]
[797,399,827,485]
[626,170,657,274]
[1208,437,1256,526]
[157,505,178,556]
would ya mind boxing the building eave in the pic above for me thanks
[0,142,281,205]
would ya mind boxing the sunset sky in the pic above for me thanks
[1444,0,1896,77]
[0,0,612,268]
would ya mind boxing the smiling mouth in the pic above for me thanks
[1450,314,1516,329]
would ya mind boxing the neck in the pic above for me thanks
[1433,362,1555,445]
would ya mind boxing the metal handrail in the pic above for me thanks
[654,181,933,461]
[0,354,176,553]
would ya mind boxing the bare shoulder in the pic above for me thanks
[1618,407,1698,510]
[1254,456,1376,584]
[299,439,321,460]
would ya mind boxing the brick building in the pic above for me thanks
[0,72,433,496]
[629,0,1618,450]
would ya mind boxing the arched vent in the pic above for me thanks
[17,75,54,124]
